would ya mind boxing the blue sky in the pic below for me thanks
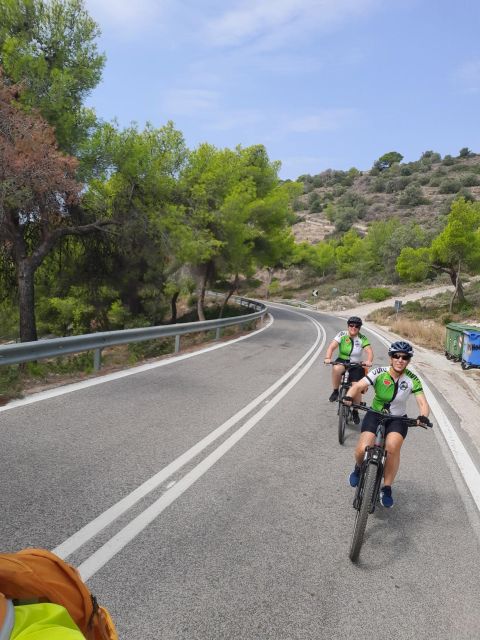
[84,0,480,180]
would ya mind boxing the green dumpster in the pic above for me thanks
[445,322,479,361]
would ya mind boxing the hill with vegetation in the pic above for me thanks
[292,148,480,242]
[257,148,480,327]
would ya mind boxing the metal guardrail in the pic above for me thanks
[0,294,267,370]
[273,299,317,310]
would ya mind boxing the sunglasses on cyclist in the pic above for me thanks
[391,353,411,361]
[348,323,361,328]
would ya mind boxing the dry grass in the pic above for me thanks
[378,317,445,352]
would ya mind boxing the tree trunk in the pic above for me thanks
[171,291,179,323]
[197,261,215,321]
[219,274,239,318]
[432,263,466,308]
[265,267,274,300]
[17,260,38,342]
[450,261,465,311]
[197,270,207,322]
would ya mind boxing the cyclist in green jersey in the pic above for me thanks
[324,316,373,424]
[343,340,430,508]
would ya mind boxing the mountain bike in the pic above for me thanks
[329,362,366,445]
[345,403,432,562]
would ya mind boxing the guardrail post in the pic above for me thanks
[216,327,221,341]
[93,348,102,371]
[175,334,180,353]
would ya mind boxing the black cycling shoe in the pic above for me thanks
[329,389,339,402]
[352,409,360,425]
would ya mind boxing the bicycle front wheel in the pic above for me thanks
[338,403,346,445]
[349,462,378,562]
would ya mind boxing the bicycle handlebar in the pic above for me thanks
[342,402,433,429]
[324,361,370,367]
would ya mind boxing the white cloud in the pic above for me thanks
[85,0,172,33]
[455,60,480,94]
[205,0,379,50]
[205,109,264,131]
[288,108,357,133]
[163,89,220,116]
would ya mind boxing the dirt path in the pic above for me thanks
[329,282,467,319]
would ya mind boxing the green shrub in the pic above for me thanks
[128,338,174,362]
[442,155,455,166]
[0,365,21,397]
[416,175,430,185]
[0,301,19,341]
[457,187,474,202]
[462,173,479,187]
[384,176,410,193]
[370,178,386,193]
[358,287,393,302]
[398,184,428,206]
[439,179,461,194]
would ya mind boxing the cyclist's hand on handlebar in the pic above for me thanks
[342,395,353,406]
[416,415,433,428]
[324,357,332,364]
[363,360,373,368]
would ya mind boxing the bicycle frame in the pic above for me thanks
[353,419,388,513]
[331,362,365,445]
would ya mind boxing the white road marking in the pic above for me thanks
[53,312,323,560]
[76,317,326,581]
[0,315,274,412]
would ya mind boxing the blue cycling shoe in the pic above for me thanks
[349,465,361,487]
[380,485,394,508]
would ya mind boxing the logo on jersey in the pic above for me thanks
[400,381,408,390]
[383,379,392,386]
[345,338,351,344]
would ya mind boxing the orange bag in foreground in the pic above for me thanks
[0,549,118,640]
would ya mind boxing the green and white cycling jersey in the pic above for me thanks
[333,331,370,363]
[365,367,423,415]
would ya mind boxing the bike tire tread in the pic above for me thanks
[349,462,377,562]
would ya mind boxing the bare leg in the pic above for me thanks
[354,432,375,466]
[383,432,405,486]
[332,364,345,390]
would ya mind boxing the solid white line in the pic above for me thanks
[365,323,480,512]
[0,315,274,412]
[77,319,326,581]
[420,378,480,511]
[53,312,321,560]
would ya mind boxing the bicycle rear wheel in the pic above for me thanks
[337,388,346,445]
[349,462,378,562]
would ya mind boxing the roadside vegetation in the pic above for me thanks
[367,281,480,352]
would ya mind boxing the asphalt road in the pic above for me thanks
[1,305,479,639]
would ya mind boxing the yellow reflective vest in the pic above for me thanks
[0,596,85,640]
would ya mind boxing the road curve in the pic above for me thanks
[1,305,479,639]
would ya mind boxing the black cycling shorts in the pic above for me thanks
[334,360,365,383]
[361,409,409,439]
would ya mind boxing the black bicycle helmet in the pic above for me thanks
[388,340,414,357]
[347,316,362,326]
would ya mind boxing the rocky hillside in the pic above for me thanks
[292,150,480,243]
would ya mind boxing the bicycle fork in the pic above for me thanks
[353,446,387,513]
